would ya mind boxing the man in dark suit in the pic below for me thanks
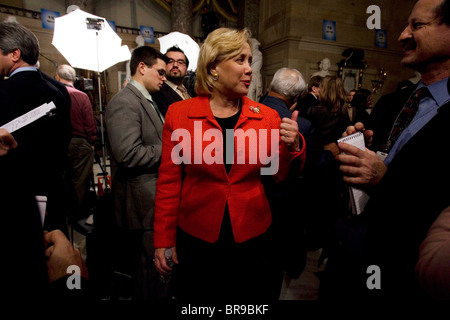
[152,46,192,116]
[260,68,309,131]
[296,75,321,118]
[0,21,71,234]
[260,68,309,290]
[323,0,450,300]
[260,68,340,294]
[106,46,167,300]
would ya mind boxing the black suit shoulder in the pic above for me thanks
[300,93,319,107]
[152,82,182,116]
[363,100,450,298]
[368,85,416,151]
[297,93,319,117]
[0,70,70,123]
[40,70,71,106]
[0,70,71,204]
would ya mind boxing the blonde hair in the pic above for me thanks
[319,75,348,114]
[195,27,252,96]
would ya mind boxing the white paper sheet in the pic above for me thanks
[0,101,56,133]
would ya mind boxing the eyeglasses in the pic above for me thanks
[156,69,166,77]
[143,63,166,77]
[167,59,186,66]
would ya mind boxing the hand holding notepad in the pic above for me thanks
[337,131,370,215]
[338,131,365,151]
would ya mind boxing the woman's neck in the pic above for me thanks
[209,94,241,118]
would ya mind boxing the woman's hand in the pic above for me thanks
[280,110,301,152]
[154,247,178,274]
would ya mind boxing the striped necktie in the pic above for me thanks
[384,87,429,152]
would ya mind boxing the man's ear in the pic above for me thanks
[9,49,21,63]
[137,61,147,75]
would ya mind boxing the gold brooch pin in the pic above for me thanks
[249,106,260,113]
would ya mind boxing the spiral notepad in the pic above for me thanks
[337,131,369,215]
[337,131,365,151]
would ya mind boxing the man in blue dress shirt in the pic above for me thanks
[323,0,450,300]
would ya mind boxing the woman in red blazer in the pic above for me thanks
[154,27,306,301]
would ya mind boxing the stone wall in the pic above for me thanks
[258,0,417,101]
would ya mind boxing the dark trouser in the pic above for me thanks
[115,229,162,300]
[67,137,94,220]
[173,219,283,302]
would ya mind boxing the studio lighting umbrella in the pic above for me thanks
[52,8,130,179]
[158,31,200,71]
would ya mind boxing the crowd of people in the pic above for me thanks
[2,0,450,303]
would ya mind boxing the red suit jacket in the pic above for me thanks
[154,96,305,247]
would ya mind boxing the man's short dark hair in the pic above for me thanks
[0,22,40,66]
[351,88,371,109]
[130,46,166,76]
[164,45,189,68]
[308,76,322,92]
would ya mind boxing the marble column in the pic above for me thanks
[238,0,260,38]
[171,0,193,36]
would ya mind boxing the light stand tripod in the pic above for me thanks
[86,17,109,190]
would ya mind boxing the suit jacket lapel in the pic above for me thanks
[187,96,263,131]
[236,96,263,129]
[163,82,183,102]
[127,84,163,140]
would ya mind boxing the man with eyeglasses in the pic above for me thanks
[322,0,450,300]
[153,46,192,116]
[106,46,167,300]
